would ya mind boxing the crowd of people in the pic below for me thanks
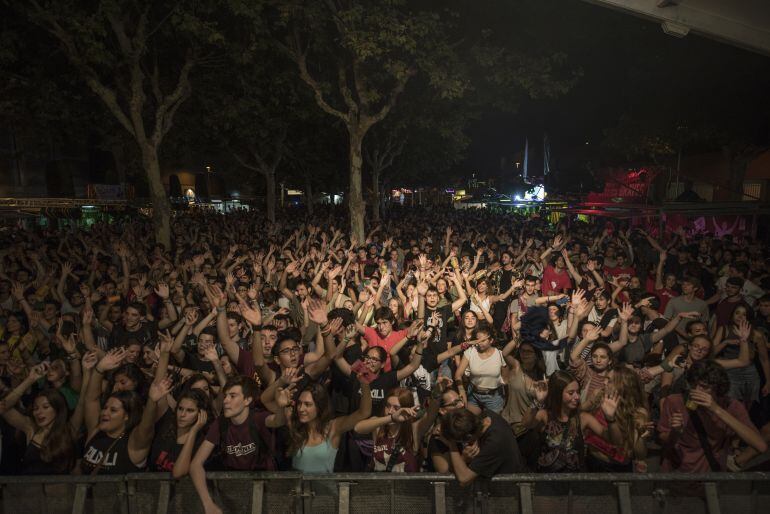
[0,206,769,512]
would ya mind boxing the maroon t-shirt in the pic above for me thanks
[541,265,572,295]
[204,410,275,470]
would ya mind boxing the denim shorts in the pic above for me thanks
[467,384,505,413]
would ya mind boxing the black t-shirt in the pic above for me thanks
[469,410,524,478]
[331,344,364,415]
[348,369,399,415]
[425,435,463,472]
[107,321,157,350]
[149,411,205,472]
[424,305,454,355]
[182,353,216,373]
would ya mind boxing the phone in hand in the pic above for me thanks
[351,359,376,384]
[555,296,569,306]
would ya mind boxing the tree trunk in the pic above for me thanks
[304,173,314,216]
[141,145,171,249]
[265,170,277,223]
[348,129,366,242]
[723,145,748,201]
[371,168,381,223]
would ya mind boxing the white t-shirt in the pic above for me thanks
[464,347,506,389]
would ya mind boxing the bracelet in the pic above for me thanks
[415,351,423,355]
[660,359,674,373]
[94,368,104,374]
[605,416,616,423]
[216,306,226,313]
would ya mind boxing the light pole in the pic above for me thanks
[205,165,212,201]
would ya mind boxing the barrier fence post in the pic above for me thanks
[250,480,264,514]
[615,482,632,514]
[156,480,171,514]
[704,482,721,514]
[337,482,350,514]
[71,483,88,514]
[517,482,534,514]
[432,481,446,514]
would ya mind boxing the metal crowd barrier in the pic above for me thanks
[0,472,768,514]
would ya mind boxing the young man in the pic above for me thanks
[663,276,710,340]
[438,408,524,486]
[658,359,767,472]
[355,307,407,372]
[539,235,572,296]
[189,376,289,514]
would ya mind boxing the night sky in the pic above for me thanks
[459,0,770,182]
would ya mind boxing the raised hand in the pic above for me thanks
[184,309,200,326]
[209,284,226,308]
[391,407,418,423]
[96,347,127,373]
[533,380,548,404]
[307,298,329,326]
[583,324,602,342]
[601,389,619,420]
[154,282,170,299]
[29,362,50,381]
[82,351,98,371]
[618,302,634,322]
[199,340,219,362]
[191,410,208,434]
[736,319,752,341]
[276,384,296,408]
[149,377,174,402]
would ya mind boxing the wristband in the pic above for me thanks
[460,342,471,351]
[216,306,226,313]
[660,359,674,373]
[94,368,104,374]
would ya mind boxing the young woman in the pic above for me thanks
[524,370,619,472]
[500,337,546,469]
[455,324,506,414]
[353,386,436,472]
[464,278,519,325]
[713,306,770,408]
[262,371,372,474]
[583,367,651,472]
[0,362,82,474]
[80,347,148,474]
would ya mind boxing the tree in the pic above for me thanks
[17,0,224,248]
[269,0,467,241]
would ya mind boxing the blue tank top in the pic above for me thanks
[292,438,337,474]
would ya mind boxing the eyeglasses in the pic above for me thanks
[278,346,301,356]
[441,398,464,408]
[363,356,382,363]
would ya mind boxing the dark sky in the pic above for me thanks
[459,0,770,181]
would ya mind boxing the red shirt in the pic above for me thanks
[363,326,408,371]
[605,266,635,280]
[656,288,679,314]
[541,265,572,295]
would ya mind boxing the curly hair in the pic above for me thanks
[686,360,730,398]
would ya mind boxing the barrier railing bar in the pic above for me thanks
[71,483,88,514]
[156,480,170,514]
[126,478,137,514]
[518,482,534,514]
[3,471,769,484]
[432,481,446,514]
[704,482,721,514]
[337,482,350,514]
[616,482,633,514]
[390,479,396,514]
[250,480,264,514]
